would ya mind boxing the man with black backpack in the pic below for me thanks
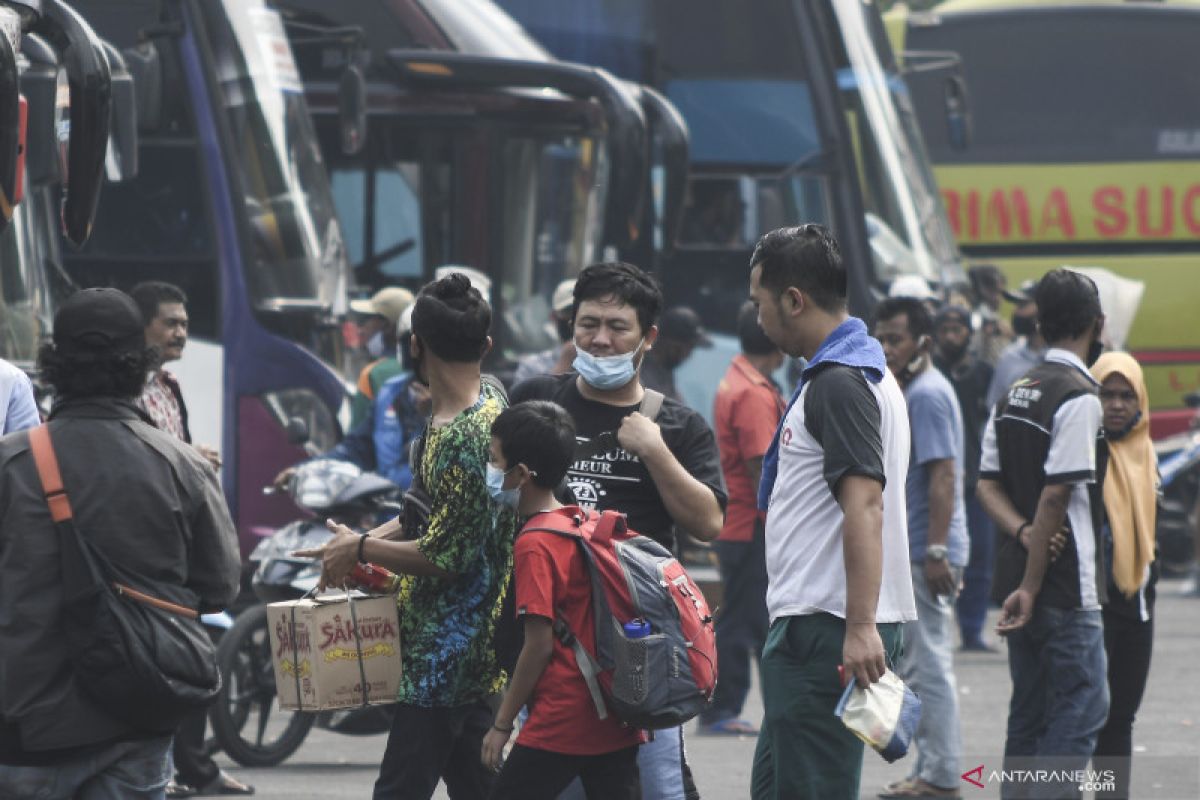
[0,288,241,798]
[298,273,518,800]
[511,262,727,800]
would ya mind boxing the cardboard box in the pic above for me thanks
[267,594,402,711]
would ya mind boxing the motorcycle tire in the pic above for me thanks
[210,605,316,768]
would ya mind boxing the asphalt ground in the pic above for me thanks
[215,581,1200,799]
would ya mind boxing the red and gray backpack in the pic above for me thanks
[523,507,718,729]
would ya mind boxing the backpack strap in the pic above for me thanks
[27,425,200,621]
[522,511,619,720]
[639,388,664,423]
[551,612,608,720]
[573,387,666,461]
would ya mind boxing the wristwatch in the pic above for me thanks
[925,544,949,562]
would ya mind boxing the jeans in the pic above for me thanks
[956,494,995,645]
[700,523,768,725]
[899,562,963,789]
[373,700,495,800]
[491,744,641,800]
[751,613,903,800]
[637,726,696,800]
[1003,606,1109,800]
[0,735,171,800]
[1094,609,1154,800]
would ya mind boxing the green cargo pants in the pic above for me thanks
[750,612,903,800]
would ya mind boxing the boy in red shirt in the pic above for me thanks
[481,400,643,799]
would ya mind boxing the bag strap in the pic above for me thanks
[551,611,608,720]
[28,426,73,523]
[28,425,201,621]
[525,515,619,671]
[573,388,666,461]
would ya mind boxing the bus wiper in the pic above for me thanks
[778,149,828,179]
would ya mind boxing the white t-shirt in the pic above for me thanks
[765,365,917,624]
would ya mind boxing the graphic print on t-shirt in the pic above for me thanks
[566,440,642,513]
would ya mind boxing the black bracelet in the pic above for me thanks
[492,722,513,734]
[1015,522,1030,542]
[357,533,369,564]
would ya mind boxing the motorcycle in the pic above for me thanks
[210,459,402,767]
[1154,391,1200,577]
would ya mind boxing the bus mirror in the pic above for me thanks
[34,0,112,247]
[21,34,62,187]
[0,30,17,235]
[102,41,137,182]
[122,42,161,133]
[635,84,689,254]
[338,63,366,155]
[944,74,971,151]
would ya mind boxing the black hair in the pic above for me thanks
[491,401,577,490]
[736,301,777,356]
[129,281,188,325]
[38,341,155,400]
[411,273,491,362]
[967,264,1004,298]
[571,262,663,334]
[872,296,934,339]
[1036,268,1101,344]
[749,224,847,312]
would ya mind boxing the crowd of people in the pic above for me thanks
[0,226,1165,800]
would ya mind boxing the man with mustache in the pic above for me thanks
[932,305,997,652]
[130,282,245,797]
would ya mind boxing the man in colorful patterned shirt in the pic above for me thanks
[302,273,517,800]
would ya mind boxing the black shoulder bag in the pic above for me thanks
[29,425,221,734]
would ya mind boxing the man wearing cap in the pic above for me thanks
[513,279,577,385]
[987,279,1046,409]
[932,305,999,651]
[640,306,713,402]
[274,306,427,490]
[968,264,1014,366]
[350,286,415,429]
[0,289,240,798]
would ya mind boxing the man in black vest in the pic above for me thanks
[977,268,1109,800]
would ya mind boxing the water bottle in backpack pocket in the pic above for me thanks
[525,508,718,730]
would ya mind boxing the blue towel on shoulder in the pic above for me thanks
[757,317,887,511]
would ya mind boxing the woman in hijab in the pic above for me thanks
[1091,352,1158,800]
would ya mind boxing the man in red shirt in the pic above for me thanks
[482,401,643,799]
[700,302,786,735]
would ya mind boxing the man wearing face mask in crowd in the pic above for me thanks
[986,280,1046,409]
[513,280,578,385]
[977,268,1109,800]
[932,306,998,651]
[873,297,968,799]
[511,261,727,800]
[348,287,415,429]
[298,273,516,800]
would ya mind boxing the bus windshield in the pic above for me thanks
[830,0,957,282]
[906,6,1200,164]
[202,0,347,313]
[503,0,958,286]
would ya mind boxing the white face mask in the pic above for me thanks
[573,338,645,390]
[366,330,386,359]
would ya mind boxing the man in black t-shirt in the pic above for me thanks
[511,262,726,800]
